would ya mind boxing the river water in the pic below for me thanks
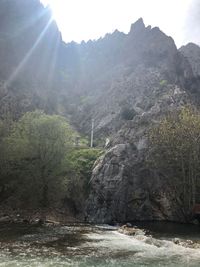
[0,222,200,266]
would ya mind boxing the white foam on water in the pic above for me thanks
[1,224,200,266]
[84,229,200,266]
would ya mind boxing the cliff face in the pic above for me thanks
[85,80,190,223]
[180,43,200,77]
[86,144,186,223]
[66,19,194,138]
[0,0,66,119]
[81,21,200,223]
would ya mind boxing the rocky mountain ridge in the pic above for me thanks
[0,0,67,119]
[77,21,200,223]
[64,18,196,139]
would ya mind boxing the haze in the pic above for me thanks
[41,0,200,47]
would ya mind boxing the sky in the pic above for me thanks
[40,0,200,47]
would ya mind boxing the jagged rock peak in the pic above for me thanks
[130,18,146,33]
[180,42,200,50]
[179,42,200,77]
[112,29,125,36]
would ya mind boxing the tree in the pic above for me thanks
[0,116,14,202]
[5,110,76,207]
[148,106,200,213]
[64,148,103,214]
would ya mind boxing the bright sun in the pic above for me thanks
[40,0,194,47]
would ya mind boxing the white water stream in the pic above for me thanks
[0,223,200,266]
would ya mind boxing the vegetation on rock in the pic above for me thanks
[0,111,101,213]
[64,148,103,214]
[148,106,200,213]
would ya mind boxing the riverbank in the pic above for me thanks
[0,204,199,227]
[0,206,79,225]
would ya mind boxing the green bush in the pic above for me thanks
[3,110,77,208]
[64,148,103,213]
[0,111,103,212]
[159,79,168,87]
[148,106,200,212]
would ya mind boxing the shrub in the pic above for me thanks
[148,106,200,211]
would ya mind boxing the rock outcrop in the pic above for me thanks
[69,19,193,138]
[180,43,200,77]
[84,21,200,224]
[0,0,67,119]
[86,83,189,223]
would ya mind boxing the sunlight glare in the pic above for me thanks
[40,0,193,47]
[6,16,55,87]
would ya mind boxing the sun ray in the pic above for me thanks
[5,15,54,88]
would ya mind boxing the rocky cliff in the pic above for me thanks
[66,19,194,138]
[85,83,190,223]
[0,0,67,119]
[180,43,200,77]
[82,21,200,223]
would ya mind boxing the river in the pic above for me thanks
[0,222,200,266]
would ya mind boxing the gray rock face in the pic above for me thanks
[180,43,200,77]
[0,0,67,119]
[89,96,192,224]
[71,19,193,138]
[86,78,190,223]
[86,142,186,223]
[84,21,200,224]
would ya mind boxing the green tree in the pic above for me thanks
[0,116,14,202]
[5,110,76,207]
[148,106,200,213]
[64,148,103,214]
